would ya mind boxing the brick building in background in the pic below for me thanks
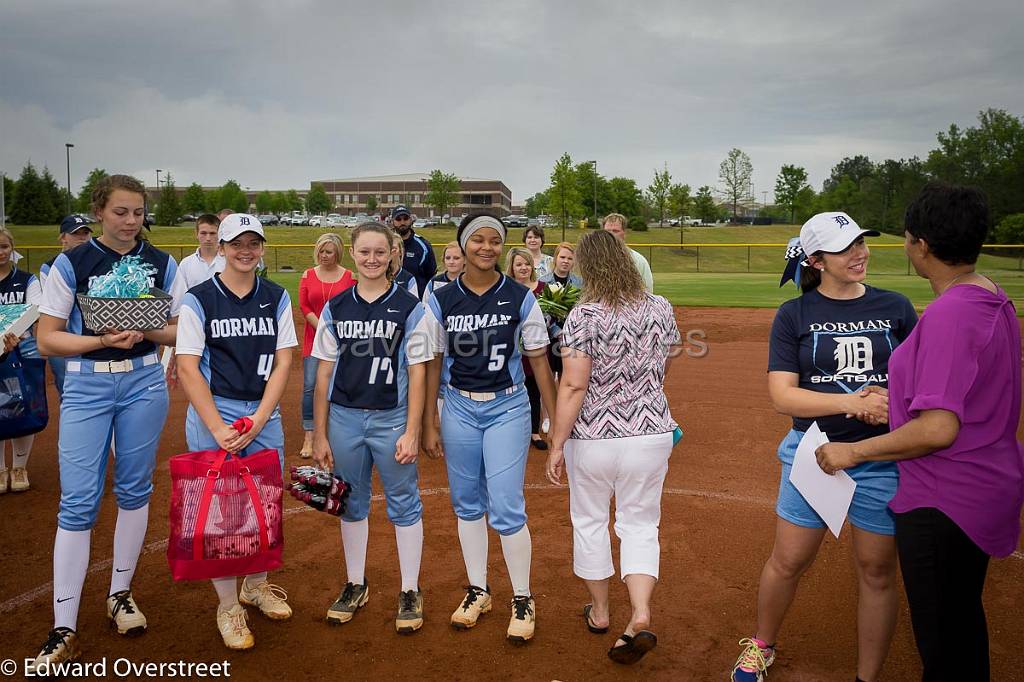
[311,173,512,218]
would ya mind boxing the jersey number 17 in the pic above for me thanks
[369,357,395,385]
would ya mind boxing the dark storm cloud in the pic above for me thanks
[1,0,1021,199]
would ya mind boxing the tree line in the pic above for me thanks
[5,109,1021,240]
[527,108,1024,242]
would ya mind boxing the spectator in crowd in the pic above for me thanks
[391,204,436,294]
[539,242,582,289]
[546,229,681,665]
[423,241,463,300]
[816,183,1024,682]
[298,233,355,459]
[524,225,554,279]
[603,214,653,293]
[177,215,224,290]
[505,246,548,451]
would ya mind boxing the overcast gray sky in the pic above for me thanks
[2,0,1022,203]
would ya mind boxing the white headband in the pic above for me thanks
[459,216,506,250]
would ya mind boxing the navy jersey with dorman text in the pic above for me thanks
[768,285,918,442]
[176,275,297,401]
[38,239,184,361]
[0,266,39,306]
[312,283,433,410]
[424,275,549,393]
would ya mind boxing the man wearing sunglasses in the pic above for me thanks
[390,205,436,295]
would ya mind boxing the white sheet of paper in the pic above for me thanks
[789,422,856,538]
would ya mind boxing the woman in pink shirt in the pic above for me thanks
[817,183,1024,681]
[298,234,355,458]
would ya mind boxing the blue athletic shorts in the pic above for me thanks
[775,428,898,536]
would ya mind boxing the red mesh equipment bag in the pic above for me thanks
[167,418,284,581]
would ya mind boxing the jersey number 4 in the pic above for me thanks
[257,354,274,381]
[369,357,395,385]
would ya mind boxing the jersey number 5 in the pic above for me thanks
[488,344,507,372]
[369,357,395,385]
[257,354,274,381]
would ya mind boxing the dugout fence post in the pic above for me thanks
[696,246,700,272]
[747,246,750,273]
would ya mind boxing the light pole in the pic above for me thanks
[588,160,598,225]
[65,143,74,214]
[156,169,162,193]
[1,171,5,227]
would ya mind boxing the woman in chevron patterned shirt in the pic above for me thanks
[546,229,682,666]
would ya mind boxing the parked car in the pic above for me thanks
[527,218,540,228]
[309,215,324,227]
[257,214,279,225]
[425,216,441,225]
[323,216,346,228]
[413,218,428,229]
[180,214,196,222]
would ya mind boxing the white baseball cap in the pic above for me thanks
[799,212,878,255]
[219,213,265,242]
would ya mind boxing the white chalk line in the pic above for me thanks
[3,484,1020,614]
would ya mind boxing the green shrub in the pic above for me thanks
[629,216,649,232]
[995,213,1024,244]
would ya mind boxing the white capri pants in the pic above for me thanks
[564,431,673,581]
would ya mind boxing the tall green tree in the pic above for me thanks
[255,191,274,214]
[41,167,65,219]
[75,168,108,213]
[182,183,207,214]
[774,165,810,223]
[668,183,692,223]
[607,177,643,217]
[305,183,331,215]
[365,195,377,213]
[693,185,719,224]
[925,108,1024,224]
[2,174,14,219]
[271,192,288,214]
[10,162,56,225]
[213,180,249,213]
[646,163,672,226]
[719,148,753,221]
[154,174,182,226]
[548,153,582,235]
[524,191,549,217]
[574,161,612,223]
[426,170,460,219]
[823,155,874,193]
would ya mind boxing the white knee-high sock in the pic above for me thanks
[395,520,423,592]
[457,516,489,589]
[53,528,91,631]
[211,577,239,609]
[500,525,532,597]
[109,505,149,595]
[12,434,33,469]
[340,519,369,585]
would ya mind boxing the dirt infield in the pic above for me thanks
[2,307,1021,681]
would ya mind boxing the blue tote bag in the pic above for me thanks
[0,347,49,439]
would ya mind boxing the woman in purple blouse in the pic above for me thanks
[816,183,1024,681]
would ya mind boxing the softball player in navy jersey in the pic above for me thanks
[32,175,185,670]
[175,214,297,651]
[421,241,464,301]
[0,227,42,493]
[311,221,434,633]
[422,212,558,642]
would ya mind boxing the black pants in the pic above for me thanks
[894,507,991,682]
[524,375,541,434]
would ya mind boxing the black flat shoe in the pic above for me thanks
[531,438,548,450]
[583,604,608,634]
[608,630,657,665]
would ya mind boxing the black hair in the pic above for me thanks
[904,182,989,265]
[800,253,823,293]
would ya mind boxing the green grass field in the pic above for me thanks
[10,224,1023,311]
